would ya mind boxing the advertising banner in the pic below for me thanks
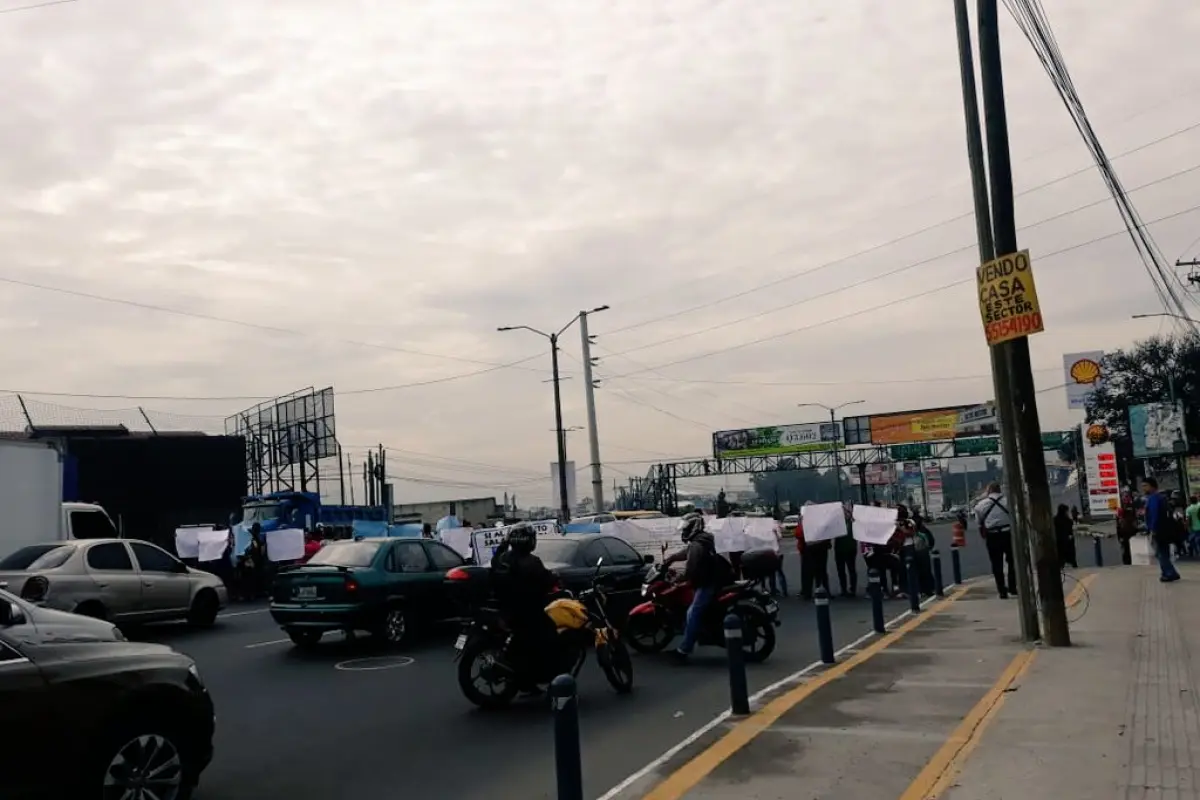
[976,249,1045,346]
[550,461,577,511]
[712,422,839,458]
[869,406,987,445]
[1062,351,1105,410]
[1080,422,1120,518]
[1129,402,1188,458]
[848,463,895,486]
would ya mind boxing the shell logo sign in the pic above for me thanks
[1085,423,1109,446]
[1063,351,1105,410]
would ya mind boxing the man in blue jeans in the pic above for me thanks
[663,511,722,661]
[1143,477,1181,582]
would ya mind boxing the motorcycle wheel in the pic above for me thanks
[457,639,520,710]
[739,607,776,664]
[598,633,634,694]
[625,611,672,654]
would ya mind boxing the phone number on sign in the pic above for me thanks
[985,311,1043,343]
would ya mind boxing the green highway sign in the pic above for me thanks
[955,437,1001,456]
[890,443,933,460]
[1040,430,1070,450]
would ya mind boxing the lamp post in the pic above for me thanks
[797,401,865,502]
[499,306,608,522]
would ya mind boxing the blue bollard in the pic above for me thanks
[814,587,835,663]
[905,546,920,614]
[550,675,583,800]
[931,549,945,597]
[868,569,886,634]
[1093,535,1104,567]
[950,545,964,585]
[724,613,750,715]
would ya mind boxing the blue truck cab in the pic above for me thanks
[240,491,388,537]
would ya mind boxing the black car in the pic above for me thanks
[0,588,215,800]
[450,533,653,623]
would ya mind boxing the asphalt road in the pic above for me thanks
[129,524,1120,800]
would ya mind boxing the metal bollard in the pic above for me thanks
[724,613,750,715]
[950,545,964,585]
[1093,535,1104,567]
[814,587,835,663]
[550,675,583,800]
[931,549,945,597]
[868,569,886,633]
[905,547,920,614]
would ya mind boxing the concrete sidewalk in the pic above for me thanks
[604,561,1190,799]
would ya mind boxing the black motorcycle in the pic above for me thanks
[452,559,634,710]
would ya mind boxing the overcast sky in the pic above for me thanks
[1,0,1197,506]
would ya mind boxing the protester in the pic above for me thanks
[1186,494,1200,558]
[1053,504,1078,569]
[911,510,935,596]
[768,519,789,597]
[795,507,829,600]
[973,482,1017,598]
[1143,477,1181,582]
[833,504,858,597]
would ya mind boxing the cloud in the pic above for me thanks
[0,0,1197,505]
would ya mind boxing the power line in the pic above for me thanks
[0,0,77,14]
[608,201,1200,376]
[600,118,1200,339]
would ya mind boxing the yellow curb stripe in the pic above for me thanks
[641,586,972,800]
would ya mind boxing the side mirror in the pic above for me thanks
[643,554,654,564]
[0,601,26,627]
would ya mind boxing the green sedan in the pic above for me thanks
[269,536,467,648]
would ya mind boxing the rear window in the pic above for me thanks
[0,544,74,571]
[306,541,381,568]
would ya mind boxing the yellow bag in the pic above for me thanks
[545,598,589,630]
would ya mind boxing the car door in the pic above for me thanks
[0,625,51,799]
[385,540,437,613]
[595,537,650,620]
[128,542,192,620]
[82,542,143,621]
[422,542,466,622]
[563,539,609,595]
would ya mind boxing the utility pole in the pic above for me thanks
[977,0,1070,646]
[579,310,606,512]
[953,0,1038,642]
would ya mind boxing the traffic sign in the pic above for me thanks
[954,437,1000,456]
[890,443,933,460]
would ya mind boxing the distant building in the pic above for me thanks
[390,496,499,527]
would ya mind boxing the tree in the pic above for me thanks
[1086,334,1200,444]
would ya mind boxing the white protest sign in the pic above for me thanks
[710,516,749,554]
[800,503,848,543]
[197,529,228,562]
[471,526,511,567]
[265,528,306,562]
[439,527,474,559]
[850,505,899,545]
[174,527,202,559]
[531,519,560,537]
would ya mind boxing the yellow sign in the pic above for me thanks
[976,249,1044,346]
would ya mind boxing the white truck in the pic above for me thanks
[0,439,119,556]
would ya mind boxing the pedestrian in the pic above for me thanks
[1117,505,1136,565]
[834,505,858,597]
[795,505,829,600]
[1053,504,1078,570]
[768,519,789,597]
[1186,494,1200,558]
[1070,505,1081,525]
[912,510,935,596]
[1142,477,1181,582]
[973,481,1017,598]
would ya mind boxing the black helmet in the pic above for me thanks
[505,522,537,555]
[678,511,705,542]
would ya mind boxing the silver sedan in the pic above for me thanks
[0,538,227,626]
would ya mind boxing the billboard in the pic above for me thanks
[712,422,840,458]
[848,463,895,486]
[1129,401,1188,458]
[551,461,577,511]
[225,387,338,495]
[1080,422,1119,518]
[1063,351,1104,410]
[869,406,989,445]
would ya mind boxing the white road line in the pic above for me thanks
[594,590,953,800]
[218,608,270,619]
[244,638,291,649]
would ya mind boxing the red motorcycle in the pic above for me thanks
[624,563,779,662]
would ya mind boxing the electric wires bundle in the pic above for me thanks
[1001,0,1199,335]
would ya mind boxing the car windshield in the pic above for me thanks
[0,544,74,571]
[534,538,579,563]
[306,541,381,567]
[242,503,282,524]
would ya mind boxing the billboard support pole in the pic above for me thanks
[977,0,1068,645]
[957,0,1039,641]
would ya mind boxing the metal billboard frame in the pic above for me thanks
[225,387,337,496]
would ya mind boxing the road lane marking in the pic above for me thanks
[597,582,976,800]
[334,655,415,671]
[244,638,291,649]
[219,608,270,618]
[898,572,1095,800]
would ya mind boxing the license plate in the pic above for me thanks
[295,586,318,600]
[764,601,779,615]
[454,634,467,651]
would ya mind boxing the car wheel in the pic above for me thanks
[89,713,197,800]
[75,601,109,621]
[374,607,410,647]
[186,591,220,628]
[286,628,322,649]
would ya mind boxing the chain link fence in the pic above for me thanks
[0,394,226,435]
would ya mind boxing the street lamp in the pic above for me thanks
[499,305,609,522]
[797,400,866,502]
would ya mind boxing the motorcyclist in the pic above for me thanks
[663,511,723,662]
[488,522,559,687]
